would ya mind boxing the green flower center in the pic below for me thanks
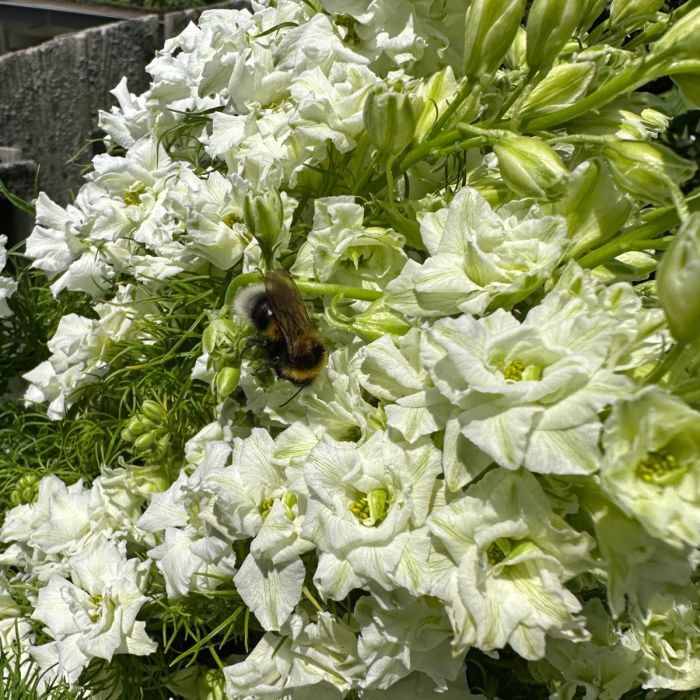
[350,488,389,527]
[502,358,542,382]
[123,181,148,206]
[486,537,523,566]
[335,14,361,46]
[221,211,241,228]
[259,496,275,520]
[636,450,684,486]
[89,594,103,623]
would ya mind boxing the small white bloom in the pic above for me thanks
[31,539,156,684]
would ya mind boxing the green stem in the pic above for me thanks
[426,79,477,141]
[521,56,694,131]
[295,280,382,302]
[578,192,700,269]
[222,272,262,312]
[644,342,686,386]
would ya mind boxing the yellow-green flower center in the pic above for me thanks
[259,496,275,520]
[636,450,684,485]
[502,359,542,382]
[486,537,518,566]
[89,594,103,623]
[350,488,389,527]
[123,181,148,206]
[221,211,241,228]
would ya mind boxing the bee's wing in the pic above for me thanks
[264,270,316,359]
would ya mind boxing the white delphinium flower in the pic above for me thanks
[601,386,700,548]
[198,428,314,630]
[291,196,407,289]
[385,186,569,317]
[318,0,467,77]
[0,234,17,317]
[530,598,643,699]
[358,329,451,444]
[22,286,139,419]
[354,589,464,691]
[590,497,696,616]
[224,609,364,699]
[421,267,636,474]
[301,430,441,599]
[30,538,155,686]
[98,77,152,149]
[24,190,91,283]
[138,439,237,598]
[428,468,592,659]
[0,476,95,578]
[627,593,700,690]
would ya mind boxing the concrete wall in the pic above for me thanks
[0,3,245,243]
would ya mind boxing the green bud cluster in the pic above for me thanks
[121,399,171,457]
[9,472,40,506]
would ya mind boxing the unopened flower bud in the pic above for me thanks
[463,0,526,79]
[657,213,700,345]
[493,135,569,199]
[610,0,663,30]
[215,366,240,399]
[134,432,155,451]
[363,89,416,157]
[526,0,588,72]
[127,416,153,437]
[651,6,700,64]
[243,189,285,256]
[141,399,166,423]
[203,318,241,355]
[519,62,595,119]
[602,140,696,205]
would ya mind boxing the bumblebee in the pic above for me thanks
[233,270,326,386]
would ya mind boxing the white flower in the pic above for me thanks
[421,269,635,474]
[31,538,156,685]
[224,609,363,699]
[628,593,700,690]
[98,77,152,149]
[600,386,700,548]
[23,287,137,418]
[291,196,407,289]
[385,186,568,317]
[301,430,441,599]
[138,440,237,598]
[428,468,592,659]
[354,589,464,690]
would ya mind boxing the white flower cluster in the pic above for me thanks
[3,0,700,698]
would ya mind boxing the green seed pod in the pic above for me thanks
[493,134,569,199]
[526,0,588,72]
[141,399,166,423]
[243,189,285,256]
[463,0,527,79]
[602,140,697,205]
[215,366,241,399]
[657,213,700,345]
[362,89,416,157]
